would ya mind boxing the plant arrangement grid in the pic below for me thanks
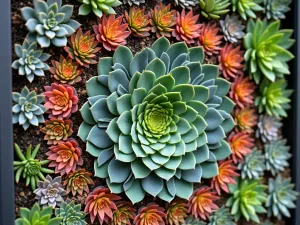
[11,0,298,225]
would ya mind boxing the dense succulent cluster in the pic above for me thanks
[125,8,150,37]
[198,23,222,55]
[55,200,87,225]
[220,15,245,43]
[256,115,282,143]
[199,0,231,19]
[207,206,235,225]
[77,0,122,17]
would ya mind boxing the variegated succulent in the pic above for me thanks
[123,0,145,5]
[77,0,122,17]
[256,115,282,143]
[125,8,150,37]
[55,200,87,225]
[174,0,198,9]
[232,0,264,20]
[199,0,231,19]
[264,0,291,20]
[220,15,245,43]
[207,206,236,225]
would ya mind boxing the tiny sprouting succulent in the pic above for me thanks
[63,169,94,196]
[211,160,239,195]
[256,114,282,143]
[220,14,245,43]
[228,131,254,163]
[150,3,177,38]
[172,9,202,44]
[226,178,267,223]
[77,0,122,17]
[238,148,265,180]
[49,55,83,85]
[182,216,206,225]
[244,19,295,84]
[199,0,231,19]
[232,0,264,20]
[166,201,188,225]
[21,0,80,48]
[34,175,66,208]
[12,86,47,130]
[64,28,101,68]
[255,79,292,118]
[111,202,136,225]
[46,139,83,175]
[15,203,63,225]
[134,203,166,225]
[198,23,223,55]
[43,83,79,119]
[235,107,257,134]
[188,187,219,220]
[55,200,87,225]
[264,0,291,20]
[230,76,256,109]
[219,44,244,80]
[84,187,121,224]
[14,143,54,190]
[266,175,299,219]
[265,139,291,176]
[41,118,73,145]
[174,0,198,9]
[93,15,131,51]
[123,0,145,6]
[262,220,275,225]
[125,8,150,37]
[207,206,236,225]
[12,39,50,82]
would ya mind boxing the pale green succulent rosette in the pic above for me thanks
[77,0,122,17]
[78,37,235,203]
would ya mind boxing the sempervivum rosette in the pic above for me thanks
[78,37,235,203]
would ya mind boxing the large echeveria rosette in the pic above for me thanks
[78,37,235,204]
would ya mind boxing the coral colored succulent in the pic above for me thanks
[41,118,73,145]
[44,83,79,119]
[188,187,219,220]
[125,8,151,37]
[111,202,136,225]
[93,15,131,51]
[55,200,87,225]
[50,55,83,85]
[230,76,256,108]
[134,203,166,225]
[64,28,100,68]
[198,23,223,55]
[220,14,245,43]
[166,201,188,225]
[232,0,264,20]
[211,160,239,195]
[228,131,254,163]
[84,187,121,225]
[77,0,122,17]
[200,0,231,19]
[63,169,94,196]
[219,44,244,80]
[256,115,282,143]
[235,107,257,134]
[172,9,202,44]
[150,3,177,38]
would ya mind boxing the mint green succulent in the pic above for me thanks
[199,0,231,19]
[264,0,291,20]
[244,19,295,83]
[208,206,236,225]
[21,0,80,48]
[15,203,62,225]
[266,175,299,219]
[55,200,87,225]
[78,37,235,204]
[232,0,264,20]
[183,216,206,225]
[77,0,122,17]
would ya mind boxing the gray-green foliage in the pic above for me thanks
[220,14,245,43]
[183,216,206,225]
[232,0,264,20]
[208,206,236,225]
[55,200,87,225]
[264,0,291,20]
[175,0,198,9]
[77,0,122,17]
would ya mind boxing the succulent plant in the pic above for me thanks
[123,0,145,5]
[134,203,166,225]
[199,0,231,19]
[84,187,121,224]
[232,0,264,20]
[50,55,83,85]
[21,0,80,48]
[78,37,235,203]
[12,86,47,130]
[150,3,177,38]
[228,131,254,163]
[182,216,206,225]
[256,115,282,143]
[172,9,202,44]
[14,143,54,190]
[125,8,150,37]
[166,201,188,225]
[12,39,50,82]
[220,15,245,43]
[188,187,219,220]
[262,220,275,225]
[230,76,256,109]
[227,178,267,223]
[34,175,66,208]
[235,107,257,134]
[77,0,122,17]
[111,202,136,225]
[244,19,295,83]
[15,203,62,225]
[64,28,101,68]
[264,0,291,20]
[41,118,73,145]
[55,200,87,225]
[266,175,298,219]
[207,206,236,225]
[174,0,198,9]
[63,169,94,196]
[255,79,292,118]
[211,160,239,195]
[198,23,223,56]
[93,15,131,51]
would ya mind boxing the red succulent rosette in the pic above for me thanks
[111,202,136,225]
[134,203,166,225]
[198,23,223,55]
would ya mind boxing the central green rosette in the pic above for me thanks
[78,37,235,203]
